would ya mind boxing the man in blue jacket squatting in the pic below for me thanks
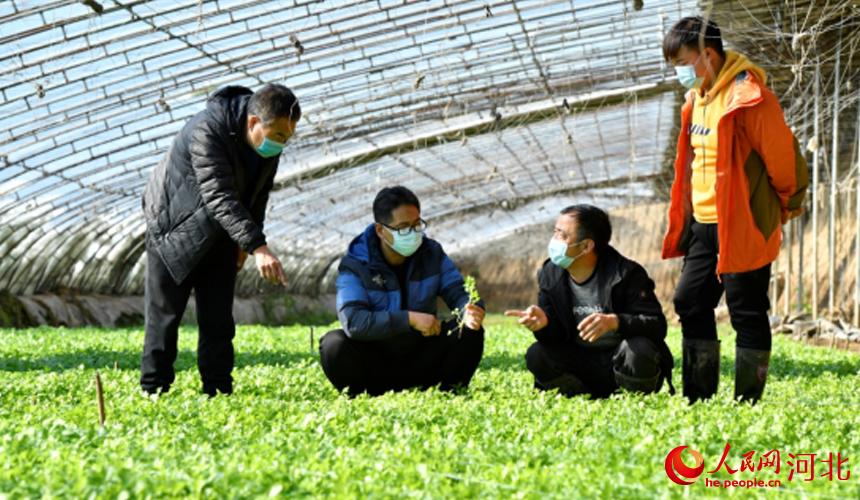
[319,186,486,396]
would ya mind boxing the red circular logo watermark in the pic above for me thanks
[665,445,705,485]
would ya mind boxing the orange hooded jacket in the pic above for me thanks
[662,51,809,274]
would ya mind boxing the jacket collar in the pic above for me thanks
[682,70,764,121]
[207,86,253,139]
[541,246,627,313]
[538,246,626,336]
[541,245,625,291]
[205,86,279,204]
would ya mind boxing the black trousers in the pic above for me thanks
[525,337,662,397]
[673,221,772,350]
[318,319,485,396]
[140,237,238,394]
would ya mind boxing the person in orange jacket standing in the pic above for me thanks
[661,16,808,404]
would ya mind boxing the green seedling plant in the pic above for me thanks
[451,275,481,338]
[1,320,859,498]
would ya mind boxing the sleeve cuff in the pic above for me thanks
[390,310,410,335]
[245,234,267,254]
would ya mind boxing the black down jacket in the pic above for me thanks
[142,86,279,284]
[534,246,675,393]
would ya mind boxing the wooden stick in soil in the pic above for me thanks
[95,372,106,428]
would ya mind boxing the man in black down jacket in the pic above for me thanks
[140,84,300,396]
[506,205,675,397]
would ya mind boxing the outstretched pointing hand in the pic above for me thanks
[504,305,548,332]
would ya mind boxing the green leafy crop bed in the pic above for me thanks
[1,316,858,498]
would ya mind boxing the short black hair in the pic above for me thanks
[373,186,421,224]
[560,204,612,252]
[248,83,301,124]
[662,16,725,61]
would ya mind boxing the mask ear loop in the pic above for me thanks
[270,99,300,147]
[567,240,589,264]
[380,225,397,251]
[288,97,301,127]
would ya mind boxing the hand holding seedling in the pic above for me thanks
[577,313,618,342]
[461,304,485,330]
[409,311,441,336]
[452,276,483,336]
[504,305,548,332]
[253,245,288,286]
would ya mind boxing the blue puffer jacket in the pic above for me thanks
[336,224,479,341]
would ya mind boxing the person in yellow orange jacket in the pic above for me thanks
[661,16,808,404]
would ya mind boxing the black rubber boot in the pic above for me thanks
[734,347,770,404]
[202,381,233,398]
[535,373,590,397]
[682,338,720,403]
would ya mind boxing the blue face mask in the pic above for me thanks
[256,137,286,158]
[548,238,585,269]
[674,54,704,89]
[385,228,423,257]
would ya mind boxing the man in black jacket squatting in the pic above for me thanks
[506,205,675,397]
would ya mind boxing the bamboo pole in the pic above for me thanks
[796,215,805,313]
[772,249,780,316]
[785,218,792,317]
[855,92,860,327]
[812,64,821,322]
[783,88,794,318]
[828,34,841,324]
[855,173,859,327]
[797,99,808,314]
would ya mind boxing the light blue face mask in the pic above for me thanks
[674,53,704,89]
[548,238,585,269]
[256,136,286,158]
[674,65,703,89]
[385,228,423,257]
